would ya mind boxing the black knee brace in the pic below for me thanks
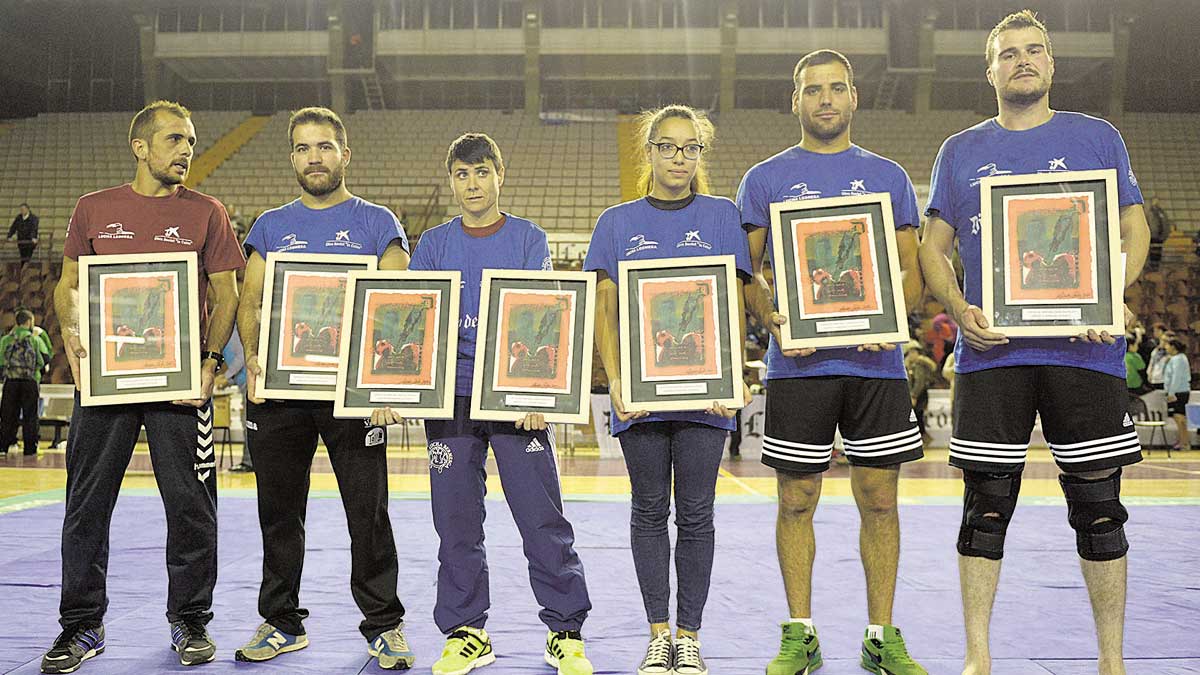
[958,470,1022,560]
[1059,469,1130,561]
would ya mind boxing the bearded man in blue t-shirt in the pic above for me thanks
[737,50,927,675]
[235,107,415,669]
[918,11,1151,675]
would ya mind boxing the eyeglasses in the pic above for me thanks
[650,141,704,160]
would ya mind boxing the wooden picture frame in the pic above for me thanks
[257,252,377,401]
[979,169,1123,337]
[470,269,596,424]
[78,252,201,406]
[769,193,908,349]
[334,270,461,419]
[618,255,744,413]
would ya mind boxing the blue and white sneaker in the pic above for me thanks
[234,622,309,662]
[369,623,416,670]
[170,620,216,666]
[40,624,105,674]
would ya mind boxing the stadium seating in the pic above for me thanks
[0,110,249,251]
[202,110,623,234]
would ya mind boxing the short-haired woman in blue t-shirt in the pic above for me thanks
[584,105,752,675]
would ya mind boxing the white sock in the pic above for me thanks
[788,618,815,629]
[866,624,885,640]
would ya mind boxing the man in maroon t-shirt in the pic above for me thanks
[43,100,244,674]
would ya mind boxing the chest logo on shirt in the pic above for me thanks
[841,179,869,196]
[1038,157,1069,173]
[625,234,659,255]
[279,233,309,251]
[98,222,135,240]
[969,163,1013,187]
[676,230,713,251]
[783,183,823,201]
[153,225,194,246]
[325,229,363,250]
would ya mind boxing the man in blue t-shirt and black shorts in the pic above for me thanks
[738,50,927,675]
[235,107,416,669]
[919,12,1150,675]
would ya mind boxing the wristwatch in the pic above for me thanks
[201,350,226,369]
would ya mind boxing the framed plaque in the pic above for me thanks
[78,252,201,406]
[769,193,908,349]
[980,169,1123,337]
[618,255,744,413]
[470,270,596,424]
[257,252,377,401]
[334,270,460,419]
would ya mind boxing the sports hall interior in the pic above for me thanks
[0,1,1197,673]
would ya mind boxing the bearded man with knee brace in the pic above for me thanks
[917,10,1150,675]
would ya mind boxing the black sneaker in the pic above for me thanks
[170,620,216,666]
[41,624,105,674]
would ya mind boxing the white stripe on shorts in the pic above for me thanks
[1050,432,1141,463]
[843,427,922,456]
[762,446,833,464]
[949,437,1029,464]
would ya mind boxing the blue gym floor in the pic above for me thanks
[0,496,1197,674]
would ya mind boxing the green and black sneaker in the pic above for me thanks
[860,625,926,675]
[765,622,822,675]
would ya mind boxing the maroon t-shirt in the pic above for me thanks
[64,184,247,347]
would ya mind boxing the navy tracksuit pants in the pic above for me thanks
[59,392,217,629]
[425,396,591,634]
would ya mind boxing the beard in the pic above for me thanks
[998,75,1051,106]
[802,110,851,142]
[296,166,344,196]
[149,161,185,186]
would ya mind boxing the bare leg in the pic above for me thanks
[776,470,823,618]
[1173,413,1191,450]
[959,554,1001,675]
[850,465,900,625]
[1067,468,1128,675]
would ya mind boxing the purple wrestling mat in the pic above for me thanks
[0,496,1196,674]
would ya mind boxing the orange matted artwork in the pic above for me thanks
[791,214,882,319]
[277,271,348,371]
[493,289,575,394]
[357,288,441,389]
[99,271,181,376]
[1002,192,1097,305]
[637,276,721,381]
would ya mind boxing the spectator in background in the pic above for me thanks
[1146,197,1172,269]
[1163,337,1192,452]
[1125,338,1147,397]
[928,311,957,369]
[904,341,938,444]
[1148,328,1174,390]
[0,308,50,455]
[220,325,254,473]
[8,203,39,266]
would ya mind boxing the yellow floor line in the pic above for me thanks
[718,466,764,497]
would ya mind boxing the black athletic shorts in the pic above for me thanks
[762,376,924,474]
[1168,391,1190,417]
[950,365,1143,473]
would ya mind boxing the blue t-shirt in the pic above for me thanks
[925,111,1143,378]
[244,196,408,258]
[584,194,753,435]
[736,144,919,381]
[409,213,553,396]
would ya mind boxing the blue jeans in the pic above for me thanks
[617,421,727,631]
